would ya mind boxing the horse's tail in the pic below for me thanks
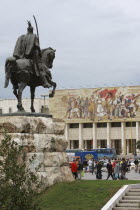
[4,57,16,88]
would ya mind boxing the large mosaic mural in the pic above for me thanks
[49,87,140,121]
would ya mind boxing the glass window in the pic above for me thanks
[65,149,83,153]
[126,122,136,127]
[83,123,93,128]
[111,122,121,127]
[69,123,79,128]
[97,123,107,128]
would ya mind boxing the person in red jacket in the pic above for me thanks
[71,160,78,179]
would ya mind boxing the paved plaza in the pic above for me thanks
[82,168,140,180]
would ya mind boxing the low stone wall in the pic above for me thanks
[0,116,74,190]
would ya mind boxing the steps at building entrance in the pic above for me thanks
[123,196,140,200]
[130,189,140,192]
[113,188,140,210]
[120,200,140,203]
[126,192,140,196]
[114,208,140,210]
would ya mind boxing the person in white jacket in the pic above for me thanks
[114,161,120,180]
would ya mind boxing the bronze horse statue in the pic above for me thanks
[4,47,56,112]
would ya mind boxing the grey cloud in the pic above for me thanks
[1,0,140,98]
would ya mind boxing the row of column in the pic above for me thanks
[65,122,139,155]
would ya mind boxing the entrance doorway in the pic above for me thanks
[114,140,121,155]
[127,139,136,154]
[70,140,79,149]
[84,140,93,150]
[100,140,107,148]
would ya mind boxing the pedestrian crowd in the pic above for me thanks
[70,157,140,180]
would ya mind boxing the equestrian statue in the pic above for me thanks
[4,18,56,112]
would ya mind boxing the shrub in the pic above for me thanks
[0,133,41,210]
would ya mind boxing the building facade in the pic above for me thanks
[0,98,49,114]
[1,86,140,156]
[49,86,140,156]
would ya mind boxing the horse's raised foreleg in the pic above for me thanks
[17,82,26,111]
[13,85,18,100]
[48,81,56,98]
[30,86,36,112]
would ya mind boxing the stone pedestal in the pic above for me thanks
[0,116,74,190]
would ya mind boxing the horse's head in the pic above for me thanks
[41,47,56,69]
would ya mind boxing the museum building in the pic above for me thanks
[49,86,140,156]
[1,86,140,156]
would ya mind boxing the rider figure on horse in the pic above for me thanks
[4,18,56,112]
[5,21,51,88]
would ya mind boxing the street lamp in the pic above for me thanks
[40,94,49,114]
[130,116,133,156]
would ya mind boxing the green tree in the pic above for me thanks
[0,133,41,210]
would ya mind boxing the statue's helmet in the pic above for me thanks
[27,21,33,33]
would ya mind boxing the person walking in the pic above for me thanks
[120,158,128,180]
[96,161,102,179]
[77,159,83,180]
[127,158,131,172]
[83,159,88,172]
[71,160,78,179]
[114,160,120,180]
[112,159,116,176]
[134,159,139,172]
[91,159,95,175]
[88,159,92,172]
[106,161,114,180]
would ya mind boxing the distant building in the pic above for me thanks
[49,86,140,156]
[0,98,49,114]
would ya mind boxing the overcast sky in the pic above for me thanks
[1,0,140,99]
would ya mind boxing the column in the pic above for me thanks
[85,141,88,150]
[121,122,126,156]
[79,123,83,149]
[93,123,97,148]
[126,140,129,154]
[65,123,70,149]
[71,141,74,149]
[136,121,139,153]
[112,140,115,148]
[107,122,111,148]
[84,140,86,150]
